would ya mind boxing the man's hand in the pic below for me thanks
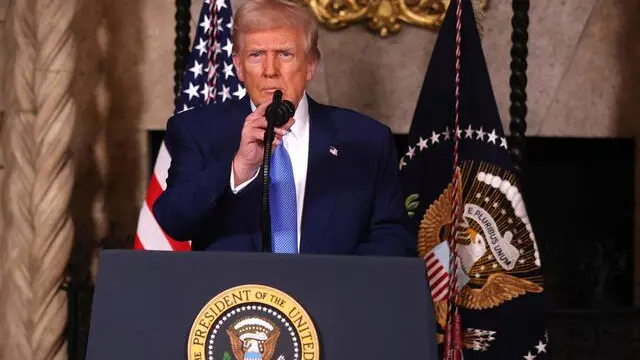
[233,99,295,185]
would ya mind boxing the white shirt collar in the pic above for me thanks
[249,92,309,139]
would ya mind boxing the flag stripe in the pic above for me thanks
[136,203,174,251]
[425,251,450,301]
[429,267,448,287]
[154,142,171,191]
[146,172,164,208]
[432,281,449,301]
[135,152,190,252]
[144,173,191,251]
[431,273,450,298]
[427,261,443,277]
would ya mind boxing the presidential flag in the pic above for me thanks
[134,0,246,250]
[399,0,550,358]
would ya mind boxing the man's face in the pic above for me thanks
[233,26,317,107]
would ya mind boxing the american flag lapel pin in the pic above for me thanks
[329,146,338,156]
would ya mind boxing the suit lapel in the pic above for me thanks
[299,97,340,253]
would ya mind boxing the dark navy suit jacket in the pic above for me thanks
[152,95,416,256]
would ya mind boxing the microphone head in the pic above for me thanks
[281,100,295,118]
[272,100,295,127]
[273,89,283,103]
[267,90,296,127]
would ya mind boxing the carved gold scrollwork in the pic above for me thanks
[301,0,488,37]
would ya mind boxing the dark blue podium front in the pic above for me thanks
[85,250,437,360]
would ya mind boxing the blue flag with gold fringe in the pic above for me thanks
[398,0,550,358]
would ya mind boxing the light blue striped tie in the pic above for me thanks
[270,144,297,253]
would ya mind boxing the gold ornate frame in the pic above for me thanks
[302,0,488,36]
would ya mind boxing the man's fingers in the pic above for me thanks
[246,127,265,143]
[249,115,293,131]
[245,120,290,150]
[280,117,295,132]
[263,117,294,138]
[247,100,271,119]
[247,128,284,146]
[244,116,268,131]
[247,117,292,138]
[274,127,288,136]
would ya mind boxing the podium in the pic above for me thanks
[85,250,438,360]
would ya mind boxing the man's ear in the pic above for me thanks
[306,58,318,81]
[232,54,244,82]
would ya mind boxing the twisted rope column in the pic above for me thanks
[1,0,78,359]
[174,0,191,108]
[508,0,529,180]
[1,0,39,357]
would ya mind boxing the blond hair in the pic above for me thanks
[232,0,321,60]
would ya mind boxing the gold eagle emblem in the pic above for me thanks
[415,161,544,329]
[227,317,281,360]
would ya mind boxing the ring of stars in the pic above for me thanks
[399,126,508,171]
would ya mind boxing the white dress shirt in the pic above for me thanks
[230,93,310,251]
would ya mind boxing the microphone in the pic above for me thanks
[266,90,295,128]
[261,90,295,252]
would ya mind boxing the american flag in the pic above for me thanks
[134,0,246,251]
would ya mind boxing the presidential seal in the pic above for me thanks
[187,284,319,360]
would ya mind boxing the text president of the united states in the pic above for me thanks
[152,0,417,256]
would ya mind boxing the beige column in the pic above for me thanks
[1,0,78,358]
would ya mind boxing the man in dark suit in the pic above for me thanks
[152,0,416,256]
